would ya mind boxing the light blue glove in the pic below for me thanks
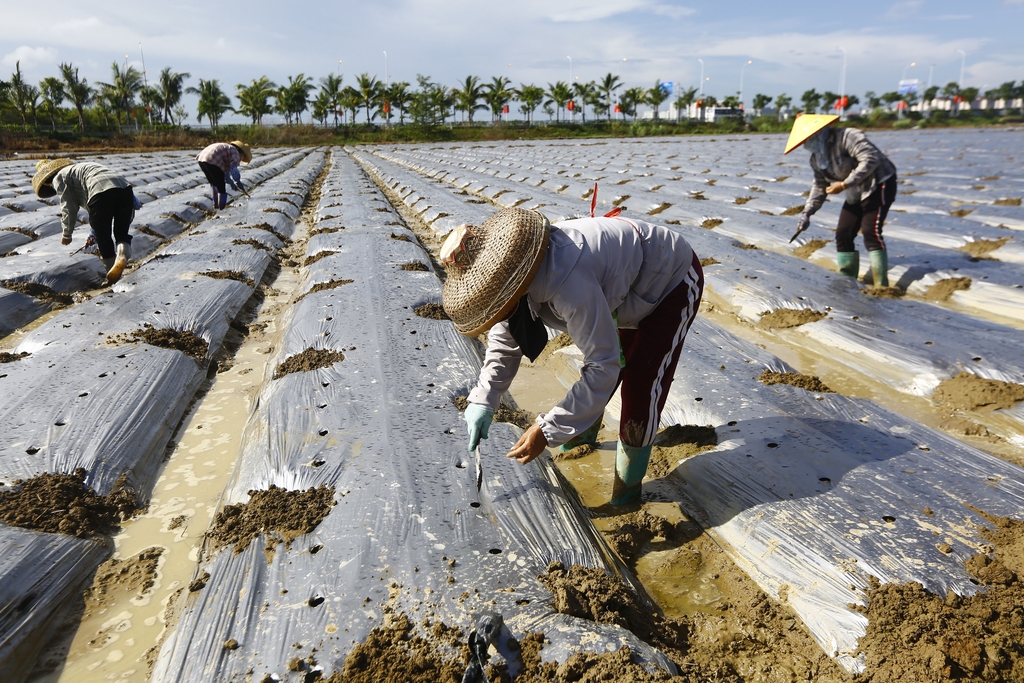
[465,403,494,452]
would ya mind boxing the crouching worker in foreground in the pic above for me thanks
[786,114,897,288]
[33,158,138,284]
[441,208,704,506]
[196,140,251,209]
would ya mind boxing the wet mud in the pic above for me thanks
[924,277,972,302]
[83,547,163,618]
[451,395,532,429]
[414,302,450,320]
[793,239,829,259]
[200,270,255,287]
[274,347,345,379]
[2,280,75,308]
[206,484,336,555]
[757,308,827,329]
[552,443,594,461]
[648,424,718,478]
[933,372,1024,413]
[0,468,138,538]
[297,278,354,302]
[401,261,430,272]
[110,325,209,361]
[864,285,906,299]
[758,370,835,393]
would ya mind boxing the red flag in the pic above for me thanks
[614,104,621,113]
[502,104,509,114]
[567,100,575,111]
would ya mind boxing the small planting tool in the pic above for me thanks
[474,447,483,492]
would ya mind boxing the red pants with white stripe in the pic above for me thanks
[616,252,704,447]
[836,175,898,252]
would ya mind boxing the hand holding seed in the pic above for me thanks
[507,425,548,464]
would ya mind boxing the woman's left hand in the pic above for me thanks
[826,181,846,195]
[506,425,548,464]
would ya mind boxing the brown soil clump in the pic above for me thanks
[452,395,469,412]
[933,372,1024,413]
[702,218,723,229]
[110,325,209,361]
[206,484,336,555]
[200,270,255,287]
[303,250,338,266]
[734,242,759,250]
[757,308,827,329]
[401,261,430,271]
[959,237,1010,259]
[390,232,412,242]
[552,443,594,461]
[699,257,720,267]
[542,331,575,356]
[414,302,450,320]
[781,205,805,216]
[864,285,906,299]
[648,424,718,478]
[310,225,345,237]
[734,197,755,205]
[1,280,74,308]
[950,208,974,218]
[0,469,139,538]
[297,279,354,302]
[606,510,683,562]
[84,547,163,618]
[0,351,29,363]
[993,197,1021,206]
[758,370,835,393]
[495,403,533,429]
[274,347,345,379]
[924,277,971,302]
[648,203,672,215]
[794,239,829,259]
[231,238,272,251]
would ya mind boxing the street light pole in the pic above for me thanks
[698,58,704,96]
[739,60,751,113]
[838,47,847,120]
[382,50,389,127]
[566,55,572,83]
[956,49,966,89]
[902,61,916,81]
[139,42,152,126]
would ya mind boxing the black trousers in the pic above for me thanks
[87,186,135,259]
[836,174,898,252]
[199,161,226,193]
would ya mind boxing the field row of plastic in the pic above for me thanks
[152,149,675,683]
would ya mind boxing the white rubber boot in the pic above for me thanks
[106,242,130,284]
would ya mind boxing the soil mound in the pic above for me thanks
[451,395,532,429]
[0,469,139,538]
[84,547,163,618]
[781,205,804,216]
[993,197,1021,206]
[304,250,338,267]
[701,218,723,229]
[607,510,682,562]
[734,242,759,250]
[111,325,209,361]
[274,347,345,379]
[864,286,906,299]
[758,370,835,393]
[2,280,74,309]
[757,308,827,329]
[231,238,272,251]
[959,238,1009,259]
[297,279,354,302]
[206,484,336,555]
[543,332,575,355]
[649,425,718,478]
[414,303,450,320]
[401,261,430,272]
[933,372,1024,413]
[310,225,345,237]
[0,351,28,363]
[699,257,720,267]
[794,239,829,259]
[201,270,255,287]
[389,232,412,242]
[924,277,971,302]
[552,443,594,461]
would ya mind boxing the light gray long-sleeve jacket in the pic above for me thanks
[52,162,132,239]
[803,128,896,216]
[467,216,695,447]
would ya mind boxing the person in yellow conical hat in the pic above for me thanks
[784,114,898,288]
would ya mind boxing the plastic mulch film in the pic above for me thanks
[0,151,325,683]
[152,150,678,683]
[555,316,1024,673]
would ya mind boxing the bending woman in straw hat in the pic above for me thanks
[33,158,137,284]
[785,114,897,288]
[441,208,704,506]
[196,140,251,210]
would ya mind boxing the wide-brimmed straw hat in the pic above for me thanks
[229,141,252,164]
[784,114,840,154]
[32,158,74,198]
[441,208,550,337]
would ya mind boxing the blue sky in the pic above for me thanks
[3,0,1022,122]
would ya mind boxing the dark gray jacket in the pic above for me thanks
[804,128,896,215]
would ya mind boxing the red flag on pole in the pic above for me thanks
[567,100,575,111]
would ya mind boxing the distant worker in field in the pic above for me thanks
[33,158,138,284]
[196,140,252,210]
[441,208,703,506]
[785,114,897,288]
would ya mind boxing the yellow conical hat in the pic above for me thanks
[784,114,840,154]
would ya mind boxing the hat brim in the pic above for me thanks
[32,159,73,198]
[461,234,549,337]
[784,114,840,154]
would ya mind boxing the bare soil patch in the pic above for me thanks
[401,261,430,271]
[924,277,972,302]
[310,225,345,237]
[959,238,1010,259]
[200,270,255,287]
[702,218,723,229]
[699,257,720,267]
[648,424,718,478]
[0,351,29,363]
[794,239,829,259]
[648,203,672,215]
[274,347,345,379]
[390,232,413,242]
[0,468,139,538]
[231,238,272,251]
[414,302,450,320]
[297,279,354,302]
[758,370,835,393]
[110,325,209,361]
[950,208,974,218]
[864,286,906,299]
[780,205,805,216]
[757,308,827,329]
[84,547,163,619]
[933,372,1024,413]
[206,484,336,555]
[734,197,755,205]
[993,197,1021,206]
[304,250,338,267]
[2,280,74,308]
[734,242,759,250]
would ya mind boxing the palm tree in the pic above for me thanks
[752,93,772,117]
[775,93,792,120]
[800,88,821,114]
[484,76,513,123]
[340,85,361,125]
[311,90,332,126]
[236,77,276,125]
[674,86,698,121]
[517,84,544,125]
[281,74,314,124]
[319,74,343,126]
[388,81,411,124]
[40,76,65,130]
[59,62,93,130]
[98,62,145,129]
[187,79,232,130]
[573,80,598,123]
[453,75,486,123]
[619,87,645,121]
[600,73,622,121]
[355,73,381,124]
[546,81,572,123]
[157,67,190,124]
[646,81,670,120]
[8,62,31,125]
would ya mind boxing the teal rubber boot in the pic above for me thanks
[559,417,603,453]
[610,440,652,506]
[869,249,889,287]
[837,251,860,278]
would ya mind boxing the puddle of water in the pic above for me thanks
[34,235,306,683]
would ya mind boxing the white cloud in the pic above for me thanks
[650,4,697,20]
[2,45,59,69]
[883,0,925,21]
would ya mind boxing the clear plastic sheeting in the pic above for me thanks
[153,150,677,683]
